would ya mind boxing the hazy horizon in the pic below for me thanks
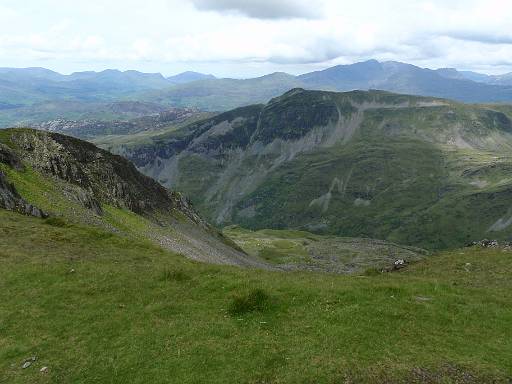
[2,58,511,80]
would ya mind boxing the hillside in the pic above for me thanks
[0,128,261,267]
[1,208,511,383]
[111,88,512,250]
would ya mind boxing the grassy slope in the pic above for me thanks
[224,226,427,273]
[0,209,511,383]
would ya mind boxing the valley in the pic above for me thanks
[1,63,512,383]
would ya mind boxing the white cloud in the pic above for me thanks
[190,0,323,19]
[0,0,512,75]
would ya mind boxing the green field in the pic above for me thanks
[1,210,511,383]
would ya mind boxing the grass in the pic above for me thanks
[228,288,271,316]
[0,209,511,383]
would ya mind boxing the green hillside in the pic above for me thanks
[1,209,511,383]
[113,89,512,250]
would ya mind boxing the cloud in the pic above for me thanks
[1,0,512,76]
[189,0,322,19]
[443,31,512,45]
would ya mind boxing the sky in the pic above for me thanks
[1,0,512,77]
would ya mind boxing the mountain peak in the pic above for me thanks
[167,71,216,84]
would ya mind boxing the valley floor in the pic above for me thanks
[0,210,511,383]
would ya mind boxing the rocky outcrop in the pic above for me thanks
[5,129,209,229]
[0,144,46,218]
[0,171,46,218]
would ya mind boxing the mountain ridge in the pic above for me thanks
[108,88,512,250]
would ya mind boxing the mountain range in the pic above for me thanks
[2,60,512,127]
[144,60,512,110]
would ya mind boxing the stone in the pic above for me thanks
[393,259,407,270]
[40,366,49,373]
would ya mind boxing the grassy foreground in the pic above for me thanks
[0,210,511,383]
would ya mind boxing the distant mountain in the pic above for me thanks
[138,60,512,110]
[0,67,65,81]
[458,70,493,83]
[0,68,173,109]
[167,71,216,84]
[3,61,512,126]
[297,60,512,103]
[114,88,512,250]
[434,68,467,80]
[142,72,302,110]
[487,73,512,86]
[437,68,512,86]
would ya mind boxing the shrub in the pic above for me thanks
[363,267,381,276]
[161,268,190,282]
[228,288,270,315]
[44,217,68,227]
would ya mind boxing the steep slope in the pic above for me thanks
[0,128,262,267]
[114,89,512,250]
